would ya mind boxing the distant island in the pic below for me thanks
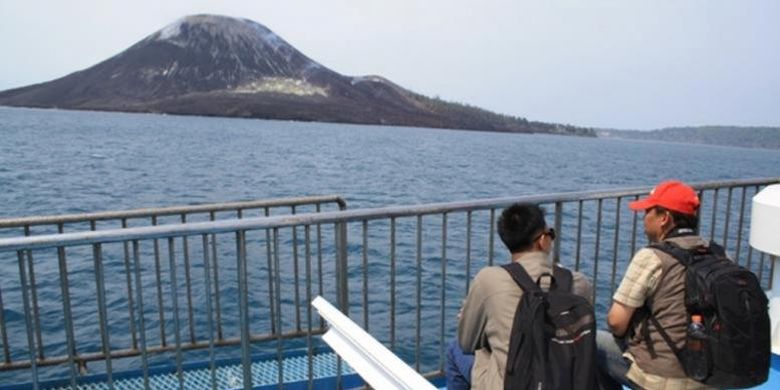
[0,14,594,137]
[597,126,780,150]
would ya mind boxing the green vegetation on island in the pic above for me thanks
[597,126,780,150]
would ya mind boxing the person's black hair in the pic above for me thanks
[497,203,547,253]
[653,206,699,231]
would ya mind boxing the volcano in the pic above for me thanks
[0,14,593,136]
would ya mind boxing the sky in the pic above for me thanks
[1,0,778,130]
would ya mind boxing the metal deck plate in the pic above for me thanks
[35,353,355,390]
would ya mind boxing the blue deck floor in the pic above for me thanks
[4,352,778,389]
[753,353,780,389]
[1,352,360,390]
[616,353,780,390]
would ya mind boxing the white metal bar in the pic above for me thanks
[312,296,436,390]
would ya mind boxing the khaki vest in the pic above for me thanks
[627,235,707,378]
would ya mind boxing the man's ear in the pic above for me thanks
[661,210,676,230]
[540,236,551,252]
[532,238,544,252]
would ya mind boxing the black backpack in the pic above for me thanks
[501,263,597,390]
[647,240,770,388]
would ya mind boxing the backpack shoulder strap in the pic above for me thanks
[648,240,694,267]
[643,241,694,361]
[706,240,727,258]
[646,315,683,360]
[501,262,549,388]
[552,265,573,292]
[501,263,540,293]
[650,239,728,267]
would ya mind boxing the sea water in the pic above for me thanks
[0,106,778,383]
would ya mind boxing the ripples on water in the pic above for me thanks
[0,107,778,383]
[3,107,776,216]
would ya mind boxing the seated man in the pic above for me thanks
[599,180,713,389]
[446,203,593,390]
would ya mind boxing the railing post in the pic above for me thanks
[335,221,349,315]
[131,240,151,390]
[0,282,9,364]
[770,255,777,292]
[611,198,622,297]
[593,199,603,304]
[236,231,252,390]
[17,251,39,390]
[390,217,397,349]
[200,234,218,390]
[554,202,563,263]
[57,246,78,388]
[488,209,496,266]
[92,243,114,389]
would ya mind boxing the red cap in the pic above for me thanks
[629,180,700,215]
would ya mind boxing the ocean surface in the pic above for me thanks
[2,106,779,217]
[0,106,778,384]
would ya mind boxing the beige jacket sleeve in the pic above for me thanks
[457,269,490,353]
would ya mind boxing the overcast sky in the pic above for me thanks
[1,0,778,129]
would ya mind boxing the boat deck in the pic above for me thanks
[4,346,777,389]
[0,352,362,390]
[755,354,780,389]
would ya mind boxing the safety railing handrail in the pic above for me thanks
[0,195,347,228]
[1,177,777,253]
[1,177,777,389]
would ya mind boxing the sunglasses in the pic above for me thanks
[535,227,556,241]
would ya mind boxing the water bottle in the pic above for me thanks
[685,314,709,381]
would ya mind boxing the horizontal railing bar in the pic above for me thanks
[2,178,777,252]
[421,370,446,382]
[0,195,347,228]
[0,328,327,371]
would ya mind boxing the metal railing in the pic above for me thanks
[0,195,348,233]
[0,195,347,387]
[0,178,776,389]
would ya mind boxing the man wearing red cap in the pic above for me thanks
[597,180,715,389]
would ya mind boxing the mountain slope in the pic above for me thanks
[0,14,594,136]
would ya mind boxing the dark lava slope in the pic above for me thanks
[0,14,593,135]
